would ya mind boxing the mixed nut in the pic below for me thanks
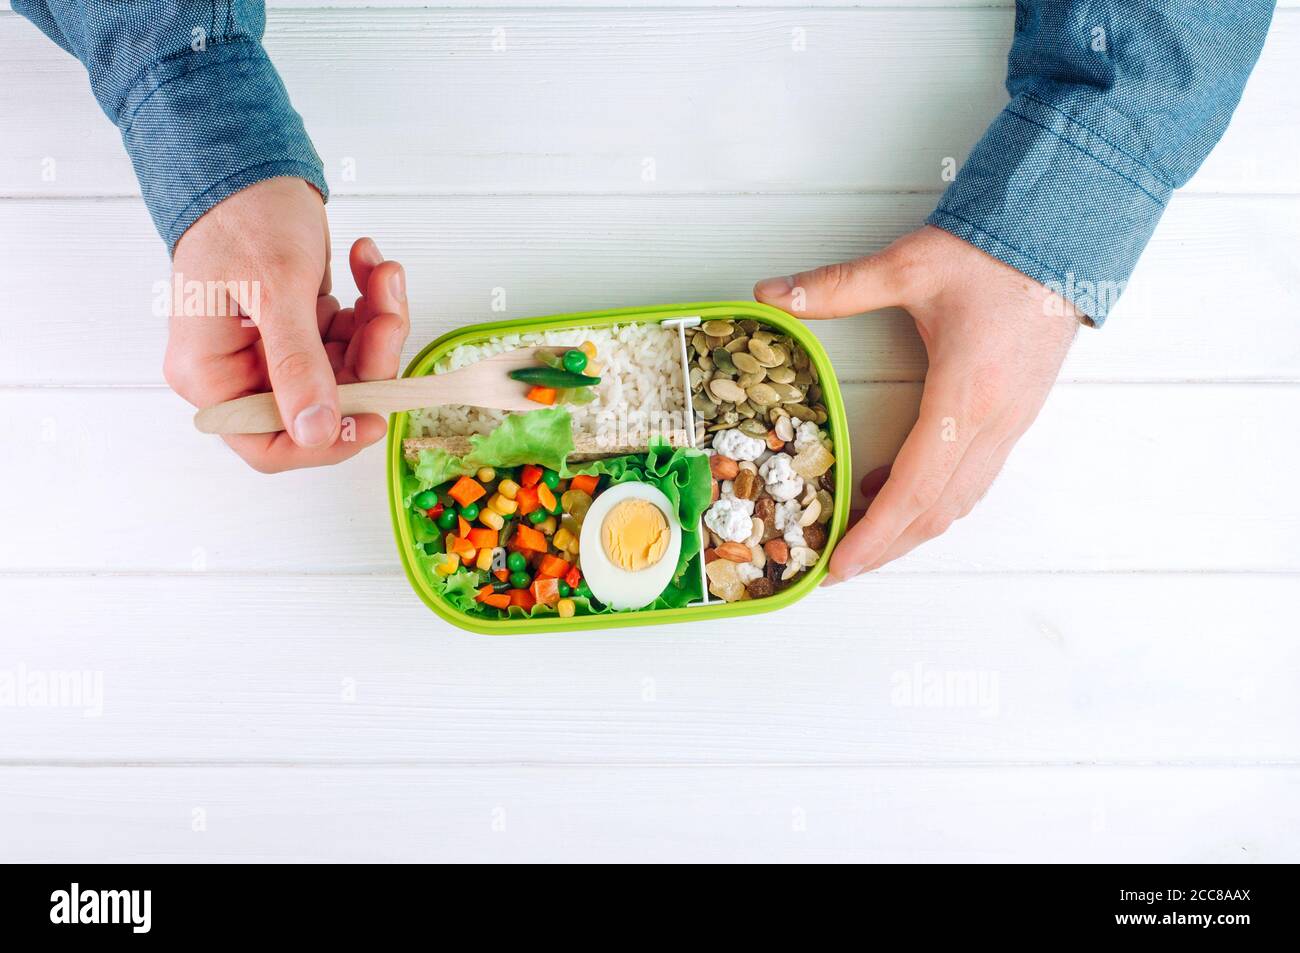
[690,319,837,602]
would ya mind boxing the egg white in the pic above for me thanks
[578,482,682,610]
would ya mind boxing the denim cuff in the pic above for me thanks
[116,39,329,252]
[927,92,1174,325]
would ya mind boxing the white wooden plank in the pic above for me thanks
[1,383,1297,574]
[1,765,1295,862]
[2,8,1295,196]
[1,193,1297,387]
[2,573,1297,763]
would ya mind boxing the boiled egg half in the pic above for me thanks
[578,482,682,610]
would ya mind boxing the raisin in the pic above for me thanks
[746,577,775,599]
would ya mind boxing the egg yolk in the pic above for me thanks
[601,498,670,572]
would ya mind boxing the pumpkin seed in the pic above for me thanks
[737,369,766,389]
[752,330,776,346]
[793,368,813,387]
[814,406,828,424]
[738,319,759,334]
[692,394,718,418]
[688,366,706,391]
[691,331,709,355]
[748,339,780,367]
[736,400,757,419]
[738,418,768,438]
[816,490,834,523]
[792,347,810,370]
[711,347,736,374]
[771,382,803,402]
[746,382,780,406]
[698,352,713,372]
[786,403,816,420]
[731,351,761,375]
[767,344,789,367]
[766,365,796,385]
[702,319,734,338]
[720,408,740,427]
[725,335,749,353]
[707,377,747,403]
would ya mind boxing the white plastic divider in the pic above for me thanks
[661,315,712,608]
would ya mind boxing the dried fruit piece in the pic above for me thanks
[802,522,828,551]
[706,558,746,602]
[746,577,775,599]
[790,444,836,479]
[732,468,758,500]
[764,539,790,564]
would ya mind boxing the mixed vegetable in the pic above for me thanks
[510,342,602,405]
[413,463,598,617]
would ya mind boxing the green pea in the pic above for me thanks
[509,570,531,589]
[435,509,458,531]
[575,580,593,599]
[507,551,527,573]
[557,581,571,598]
[562,348,588,374]
[541,469,560,490]
[528,508,548,525]
[459,502,480,521]
[413,490,439,510]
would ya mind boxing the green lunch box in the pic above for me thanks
[386,301,852,634]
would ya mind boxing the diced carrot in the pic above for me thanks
[474,584,495,603]
[493,569,510,583]
[569,473,599,496]
[514,524,548,552]
[448,476,486,507]
[530,576,561,607]
[508,588,535,610]
[520,465,543,488]
[564,565,582,590]
[515,485,540,515]
[538,554,571,579]
[467,527,498,549]
[449,536,475,560]
[525,386,557,405]
[537,483,557,512]
[482,593,511,610]
[457,515,471,538]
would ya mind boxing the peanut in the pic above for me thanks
[710,454,739,480]
[765,430,785,451]
[764,539,790,564]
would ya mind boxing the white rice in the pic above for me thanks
[408,323,686,442]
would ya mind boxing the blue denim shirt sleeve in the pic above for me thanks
[927,1,1275,324]
[13,0,329,253]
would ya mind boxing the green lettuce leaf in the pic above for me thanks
[411,407,575,496]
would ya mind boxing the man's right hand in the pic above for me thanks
[164,177,410,473]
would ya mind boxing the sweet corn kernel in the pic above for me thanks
[567,537,581,556]
[557,598,576,618]
[488,494,517,515]
[583,361,601,377]
[480,509,504,531]
[579,341,597,359]
[435,555,458,575]
[475,467,496,483]
[539,515,557,535]
[553,528,575,551]
[497,479,520,500]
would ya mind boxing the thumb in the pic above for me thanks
[257,288,339,448]
[754,254,902,319]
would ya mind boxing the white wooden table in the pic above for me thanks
[2,1,1298,863]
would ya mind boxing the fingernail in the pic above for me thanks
[754,275,794,300]
[388,267,406,302]
[360,238,383,265]
[293,404,337,448]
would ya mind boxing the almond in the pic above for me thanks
[764,539,790,564]
[715,542,753,562]
[710,454,740,480]
[703,548,720,564]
